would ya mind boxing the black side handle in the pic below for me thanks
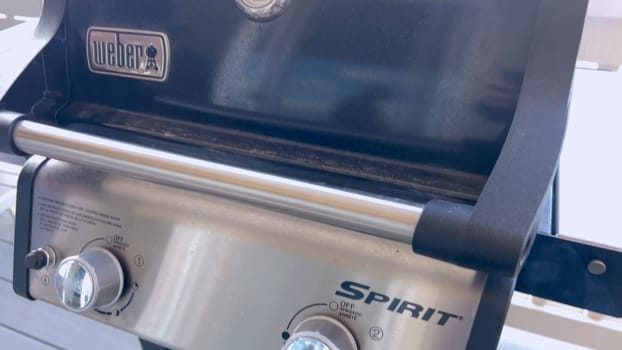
[412,0,588,278]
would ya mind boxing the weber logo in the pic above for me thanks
[87,27,169,81]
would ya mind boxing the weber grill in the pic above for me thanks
[2,0,622,349]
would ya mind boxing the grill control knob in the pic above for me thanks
[54,247,124,312]
[283,316,357,350]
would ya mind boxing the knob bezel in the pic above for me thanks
[284,315,358,350]
[54,247,124,312]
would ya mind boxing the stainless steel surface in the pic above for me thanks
[12,120,422,243]
[87,27,170,81]
[284,316,357,350]
[28,160,486,350]
[54,247,124,312]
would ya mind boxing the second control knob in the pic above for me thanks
[283,316,358,350]
[54,247,124,312]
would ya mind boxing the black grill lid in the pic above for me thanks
[26,0,549,201]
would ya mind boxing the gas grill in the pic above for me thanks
[2,0,622,349]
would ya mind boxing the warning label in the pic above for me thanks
[37,196,123,233]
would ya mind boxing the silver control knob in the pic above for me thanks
[283,316,357,350]
[54,247,124,312]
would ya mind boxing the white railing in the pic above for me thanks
[0,161,20,214]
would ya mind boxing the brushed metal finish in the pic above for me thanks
[27,160,486,349]
[12,120,422,243]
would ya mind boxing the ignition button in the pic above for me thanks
[24,246,56,270]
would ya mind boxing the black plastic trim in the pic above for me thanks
[12,155,48,300]
[466,275,516,350]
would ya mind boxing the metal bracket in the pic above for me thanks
[517,233,622,317]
